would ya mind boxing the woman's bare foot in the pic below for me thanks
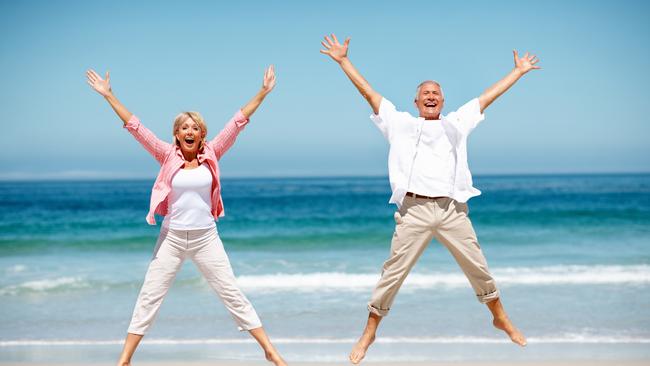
[349,333,375,364]
[248,327,287,365]
[117,360,130,366]
[493,316,527,346]
[265,349,288,366]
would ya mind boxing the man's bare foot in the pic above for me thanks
[265,349,288,366]
[349,333,375,364]
[493,316,527,346]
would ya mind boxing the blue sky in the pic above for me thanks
[1,0,648,179]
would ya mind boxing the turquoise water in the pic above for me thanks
[1,174,649,362]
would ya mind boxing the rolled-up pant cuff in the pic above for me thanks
[477,289,500,304]
[368,304,389,317]
[126,327,145,335]
[237,321,263,332]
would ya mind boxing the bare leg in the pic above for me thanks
[486,298,527,346]
[349,312,382,364]
[249,327,288,366]
[117,333,143,366]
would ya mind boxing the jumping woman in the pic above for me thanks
[86,66,287,366]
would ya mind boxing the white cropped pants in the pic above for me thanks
[127,226,262,335]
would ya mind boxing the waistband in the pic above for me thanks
[160,225,218,240]
[405,192,449,200]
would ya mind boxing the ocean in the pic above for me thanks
[1,174,649,363]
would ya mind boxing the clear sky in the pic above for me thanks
[1,0,648,179]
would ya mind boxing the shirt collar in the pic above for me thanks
[174,145,209,162]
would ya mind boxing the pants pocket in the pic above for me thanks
[394,211,404,225]
[454,201,469,215]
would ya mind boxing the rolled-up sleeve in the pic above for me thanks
[123,115,172,165]
[209,110,250,160]
[453,98,485,135]
[370,98,399,141]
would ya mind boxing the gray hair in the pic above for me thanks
[414,80,443,101]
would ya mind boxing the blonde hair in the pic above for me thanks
[172,111,208,149]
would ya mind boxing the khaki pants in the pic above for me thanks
[368,196,499,316]
[128,226,262,334]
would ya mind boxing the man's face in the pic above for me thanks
[415,82,444,120]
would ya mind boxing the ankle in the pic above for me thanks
[360,331,376,341]
[493,316,516,332]
[265,348,280,358]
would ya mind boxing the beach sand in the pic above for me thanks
[1,362,648,366]
[1,363,649,366]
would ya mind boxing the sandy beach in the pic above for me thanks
[1,362,649,366]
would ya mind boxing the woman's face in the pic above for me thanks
[175,118,205,155]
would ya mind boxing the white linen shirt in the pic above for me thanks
[370,97,485,207]
[408,120,456,198]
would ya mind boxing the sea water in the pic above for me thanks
[1,174,649,362]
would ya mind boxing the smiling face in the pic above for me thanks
[414,81,445,120]
[173,112,207,157]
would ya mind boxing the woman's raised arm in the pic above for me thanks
[86,69,171,164]
[210,66,276,160]
[86,69,133,125]
[241,65,276,118]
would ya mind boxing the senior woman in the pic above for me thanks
[86,66,287,366]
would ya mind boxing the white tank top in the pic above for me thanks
[162,164,216,230]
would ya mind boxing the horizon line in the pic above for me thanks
[0,170,649,182]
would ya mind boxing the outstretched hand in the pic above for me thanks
[261,65,276,95]
[320,34,350,63]
[242,65,277,119]
[513,50,541,74]
[86,69,112,97]
[478,50,541,113]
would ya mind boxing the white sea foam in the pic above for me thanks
[0,276,89,295]
[1,264,647,296]
[236,264,650,292]
[5,264,27,273]
[2,334,649,347]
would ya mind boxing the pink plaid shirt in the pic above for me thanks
[123,110,249,225]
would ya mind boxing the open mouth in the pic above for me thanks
[424,102,438,108]
[184,137,195,144]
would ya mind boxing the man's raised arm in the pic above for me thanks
[478,50,540,113]
[320,34,382,114]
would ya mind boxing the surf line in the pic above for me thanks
[3,336,650,347]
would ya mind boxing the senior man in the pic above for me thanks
[320,33,538,364]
